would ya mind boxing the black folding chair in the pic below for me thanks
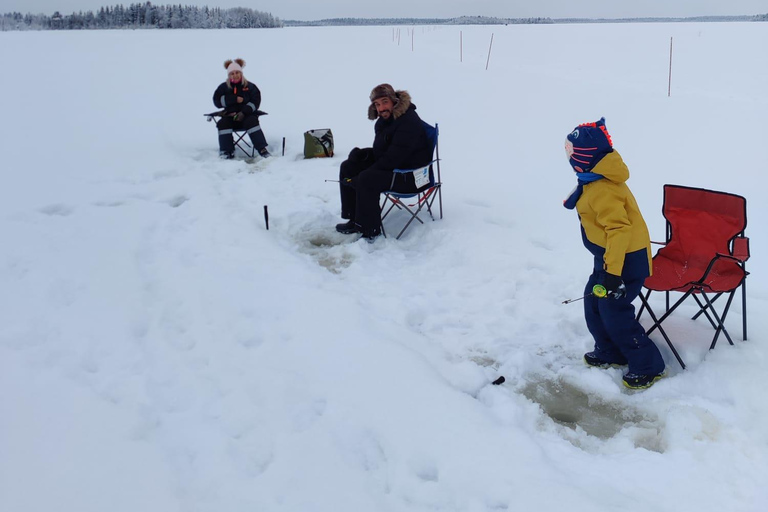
[204,109,267,158]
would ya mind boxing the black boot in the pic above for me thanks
[622,371,666,390]
[584,351,628,369]
[335,220,360,235]
[361,227,381,242]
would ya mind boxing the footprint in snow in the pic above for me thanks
[166,195,189,208]
[38,203,75,216]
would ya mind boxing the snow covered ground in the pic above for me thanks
[1,22,767,512]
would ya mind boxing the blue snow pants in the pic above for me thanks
[584,270,665,376]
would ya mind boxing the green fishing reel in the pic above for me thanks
[592,284,608,298]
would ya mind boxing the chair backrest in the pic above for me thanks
[661,185,747,271]
[423,120,438,155]
[422,121,440,185]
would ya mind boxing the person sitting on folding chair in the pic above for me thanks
[563,118,666,390]
[212,58,270,159]
[335,83,433,241]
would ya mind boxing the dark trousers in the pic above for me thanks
[216,115,267,154]
[339,148,419,232]
[584,270,665,375]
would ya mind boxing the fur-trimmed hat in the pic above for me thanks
[565,117,614,172]
[224,58,245,75]
[369,83,397,103]
[368,85,413,121]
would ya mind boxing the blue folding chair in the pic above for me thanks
[380,122,443,239]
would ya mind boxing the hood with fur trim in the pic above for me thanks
[368,90,413,121]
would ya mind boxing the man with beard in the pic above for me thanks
[336,84,433,241]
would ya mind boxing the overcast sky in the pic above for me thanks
[7,0,767,20]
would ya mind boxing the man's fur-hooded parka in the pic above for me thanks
[366,90,432,172]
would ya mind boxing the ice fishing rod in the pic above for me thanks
[561,284,608,304]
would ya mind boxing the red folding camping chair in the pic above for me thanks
[636,184,750,369]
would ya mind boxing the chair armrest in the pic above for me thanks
[698,252,748,288]
[393,159,437,174]
[732,237,750,262]
[204,110,226,122]
[204,109,267,123]
[714,253,742,264]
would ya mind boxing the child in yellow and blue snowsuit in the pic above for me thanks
[563,118,665,390]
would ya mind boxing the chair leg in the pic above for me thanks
[741,280,748,341]
[639,294,686,369]
[692,294,719,331]
[421,190,436,221]
[395,203,427,239]
[425,188,442,221]
[702,291,735,349]
[233,132,255,158]
[437,184,443,219]
[645,290,693,336]
[691,292,722,321]
[635,289,652,321]
[381,195,399,221]
[381,184,443,240]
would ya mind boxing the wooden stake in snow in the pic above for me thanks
[668,37,673,97]
[486,33,494,70]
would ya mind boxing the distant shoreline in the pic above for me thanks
[283,14,767,27]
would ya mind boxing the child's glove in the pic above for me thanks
[601,273,627,299]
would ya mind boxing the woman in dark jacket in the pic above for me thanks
[212,59,270,159]
[336,84,433,240]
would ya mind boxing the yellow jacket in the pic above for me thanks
[576,150,653,276]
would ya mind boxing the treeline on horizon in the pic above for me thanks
[2,4,766,31]
[1,3,282,30]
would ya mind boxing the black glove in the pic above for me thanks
[348,147,363,162]
[341,177,356,188]
[601,273,627,299]
[232,112,245,122]
[348,147,374,164]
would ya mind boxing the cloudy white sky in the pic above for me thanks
[7,0,767,20]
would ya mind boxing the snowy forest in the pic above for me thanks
[0,3,282,30]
